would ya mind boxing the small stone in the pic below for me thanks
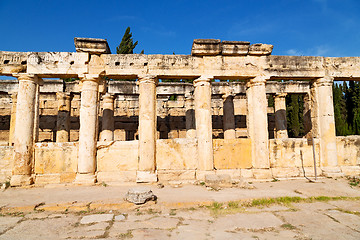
[124,187,157,205]
[80,214,114,224]
[115,214,126,221]
[157,183,164,189]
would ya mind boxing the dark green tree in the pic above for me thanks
[286,94,304,137]
[116,27,139,54]
[333,83,350,136]
[346,81,360,134]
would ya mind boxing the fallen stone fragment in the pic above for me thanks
[80,214,114,224]
[124,187,157,205]
[205,174,233,188]
[115,214,126,221]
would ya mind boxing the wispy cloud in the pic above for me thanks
[284,45,337,56]
[140,26,176,37]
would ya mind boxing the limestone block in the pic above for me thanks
[97,171,137,183]
[40,108,57,115]
[136,171,158,183]
[221,41,250,56]
[35,174,61,185]
[166,100,184,108]
[205,174,232,188]
[213,139,252,169]
[97,141,138,171]
[195,170,216,181]
[157,170,196,181]
[34,142,78,174]
[252,169,273,179]
[321,167,344,178]
[340,166,360,176]
[215,169,241,180]
[156,138,198,170]
[301,167,322,177]
[248,44,273,56]
[27,52,89,75]
[0,146,13,182]
[271,167,301,179]
[0,51,27,75]
[336,136,360,166]
[240,169,254,179]
[191,39,221,56]
[114,129,126,141]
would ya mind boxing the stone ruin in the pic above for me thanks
[0,38,359,186]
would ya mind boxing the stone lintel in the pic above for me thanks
[191,39,221,56]
[0,51,27,75]
[74,37,111,54]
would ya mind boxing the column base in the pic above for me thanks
[74,173,97,185]
[136,171,158,183]
[10,175,34,186]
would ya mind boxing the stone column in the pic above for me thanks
[246,76,269,169]
[137,75,158,182]
[311,77,338,167]
[33,84,41,143]
[99,93,115,141]
[274,93,288,139]
[10,74,39,186]
[56,92,71,142]
[9,92,17,146]
[222,94,236,139]
[185,92,196,138]
[75,74,101,184]
[194,76,214,171]
[303,93,312,138]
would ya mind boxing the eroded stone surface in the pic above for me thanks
[124,187,157,205]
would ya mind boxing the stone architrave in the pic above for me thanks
[311,77,338,167]
[137,75,158,182]
[185,92,196,138]
[99,93,115,141]
[246,76,269,169]
[222,93,236,139]
[75,74,101,184]
[10,74,40,186]
[56,92,71,142]
[194,76,214,171]
[8,92,17,146]
[274,93,288,139]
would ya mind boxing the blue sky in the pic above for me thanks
[0,0,360,57]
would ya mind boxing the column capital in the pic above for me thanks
[79,74,103,82]
[313,76,334,87]
[275,93,287,98]
[13,73,40,84]
[137,75,158,84]
[247,75,268,87]
[102,93,115,102]
[193,75,213,88]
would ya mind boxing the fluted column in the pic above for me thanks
[137,75,158,182]
[99,93,115,141]
[311,77,337,167]
[75,74,101,184]
[246,76,269,168]
[185,92,196,138]
[274,93,288,139]
[9,92,17,146]
[10,74,40,186]
[222,94,236,139]
[194,76,214,171]
[56,92,71,142]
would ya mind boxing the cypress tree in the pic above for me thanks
[116,27,139,54]
[286,94,301,137]
[333,83,350,135]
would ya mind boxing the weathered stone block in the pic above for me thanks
[74,37,111,54]
[221,41,250,56]
[97,171,136,183]
[157,170,196,181]
[271,167,301,179]
[248,43,273,56]
[0,51,27,75]
[191,39,221,56]
[252,169,273,179]
[213,139,252,169]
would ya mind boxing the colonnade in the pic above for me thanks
[8,73,339,186]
